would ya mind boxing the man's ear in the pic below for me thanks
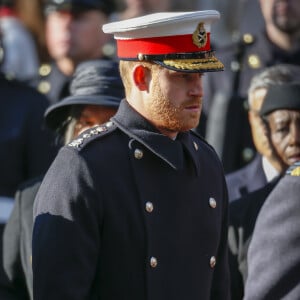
[133,65,149,91]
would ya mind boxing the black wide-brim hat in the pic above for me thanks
[45,59,125,130]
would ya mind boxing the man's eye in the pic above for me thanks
[82,121,94,127]
[275,126,288,133]
[177,74,192,80]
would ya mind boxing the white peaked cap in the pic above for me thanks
[103,10,224,72]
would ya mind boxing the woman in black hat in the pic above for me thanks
[45,59,124,145]
[1,59,124,300]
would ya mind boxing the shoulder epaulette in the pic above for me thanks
[68,121,116,150]
[286,161,300,176]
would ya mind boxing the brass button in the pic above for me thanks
[145,201,154,213]
[243,99,249,111]
[209,197,217,208]
[39,64,51,76]
[134,149,143,159]
[243,33,254,44]
[0,47,3,63]
[231,60,240,72]
[150,257,158,268]
[242,147,254,162]
[248,54,261,69]
[38,81,51,94]
[210,256,216,268]
[138,53,144,61]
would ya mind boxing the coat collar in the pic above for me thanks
[112,99,201,172]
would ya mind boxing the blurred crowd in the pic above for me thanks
[1,0,300,299]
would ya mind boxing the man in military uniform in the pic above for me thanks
[199,0,300,173]
[32,11,230,300]
[36,0,115,104]
[244,160,300,299]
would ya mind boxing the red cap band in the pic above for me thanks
[116,33,211,58]
[0,7,17,17]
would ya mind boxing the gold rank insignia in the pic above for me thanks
[291,166,300,176]
[286,162,300,176]
[192,22,207,48]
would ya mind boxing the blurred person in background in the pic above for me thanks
[15,0,50,64]
[1,59,124,300]
[0,0,40,81]
[196,0,264,48]
[197,0,300,174]
[35,0,116,104]
[110,0,171,21]
[0,32,57,299]
[112,0,200,21]
[244,84,300,300]
[227,67,300,299]
[226,64,300,201]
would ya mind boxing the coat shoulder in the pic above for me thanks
[66,121,118,152]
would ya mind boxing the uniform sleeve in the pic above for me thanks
[32,147,102,300]
[244,176,300,299]
[1,191,29,299]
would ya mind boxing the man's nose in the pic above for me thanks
[189,76,203,97]
[289,122,300,146]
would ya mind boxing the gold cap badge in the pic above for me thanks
[193,22,207,48]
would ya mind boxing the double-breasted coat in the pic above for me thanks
[33,100,230,300]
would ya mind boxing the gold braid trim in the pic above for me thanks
[291,166,300,176]
[163,57,224,71]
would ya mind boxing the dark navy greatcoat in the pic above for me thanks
[225,154,267,202]
[33,100,230,300]
[2,177,42,300]
[244,162,300,300]
[227,177,280,300]
[0,74,57,300]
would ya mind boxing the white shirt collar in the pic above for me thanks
[262,156,279,182]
